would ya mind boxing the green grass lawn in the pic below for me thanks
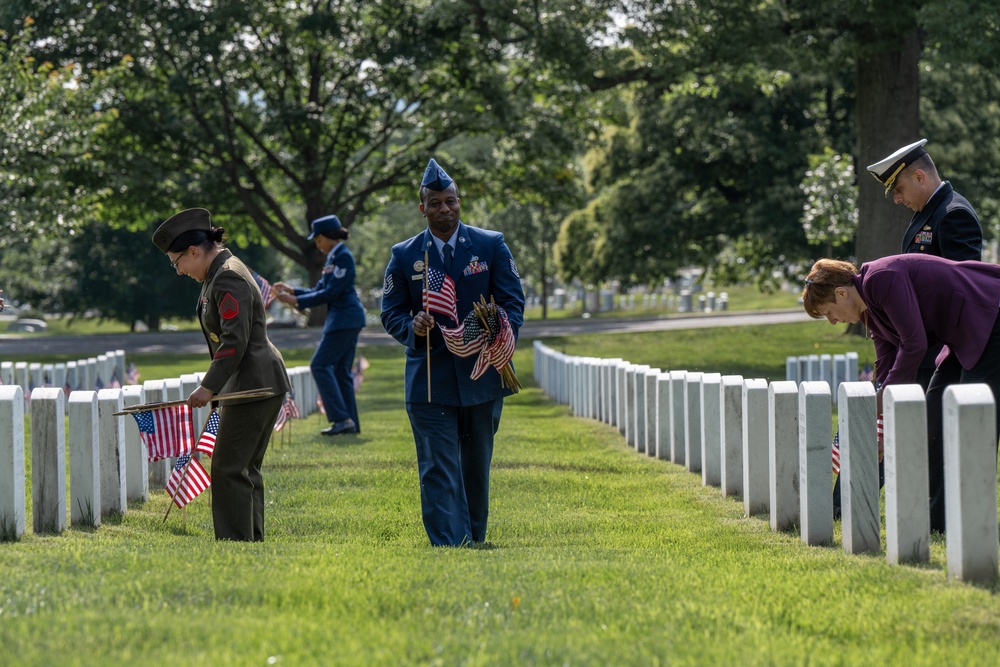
[1,327,998,666]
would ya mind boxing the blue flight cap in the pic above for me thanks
[306,214,342,240]
[420,158,453,191]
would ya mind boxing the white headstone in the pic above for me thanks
[31,388,66,533]
[944,384,998,584]
[884,384,929,564]
[839,381,880,555]
[720,375,744,498]
[769,381,800,532]
[0,386,26,540]
[143,380,170,487]
[684,372,703,473]
[655,373,671,460]
[669,371,687,465]
[742,379,769,517]
[785,357,798,383]
[701,373,722,487]
[799,381,833,546]
[0,361,14,386]
[122,385,148,502]
[644,368,660,457]
[632,365,650,453]
[97,388,127,516]
[68,391,101,527]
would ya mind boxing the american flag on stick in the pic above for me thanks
[273,402,289,432]
[285,392,301,419]
[831,430,841,475]
[131,405,195,461]
[166,453,211,509]
[424,266,458,324]
[125,363,141,385]
[253,271,276,309]
[195,410,220,457]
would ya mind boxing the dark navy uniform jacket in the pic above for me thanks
[380,222,525,406]
[294,243,367,333]
[900,182,982,259]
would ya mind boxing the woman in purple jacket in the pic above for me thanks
[802,254,1000,533]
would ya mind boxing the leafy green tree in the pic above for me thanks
[799,150,858,257]
[3,0,618,325]
[0,18,120,246]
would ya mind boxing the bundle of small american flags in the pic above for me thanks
[424,269,519,392]
[132,407,220,509]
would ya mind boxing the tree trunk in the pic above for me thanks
[305,245,326,328]
[855,25,922,266]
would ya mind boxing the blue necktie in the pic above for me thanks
[443,244,453,273]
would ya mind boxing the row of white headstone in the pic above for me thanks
[785,352,859,400]
[1,351,127,400]
[532,341,999,584]
[0,362,318,541]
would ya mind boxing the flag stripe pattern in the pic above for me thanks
[439,311,485,358]
[274,403,289,432]
[831,430,840,475]
[424,266,458,324]
[166,455,211,508]
[196,410,220,456]
[253,271,276,309]
[125,363,141,385]
[471,306,516,381]
[131,405,195,461]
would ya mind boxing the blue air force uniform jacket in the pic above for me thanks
[293,244,367,333]
[380,222,525,406]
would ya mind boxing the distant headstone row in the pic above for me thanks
[0,359,318,541]
[784,353,859,399]
[532,342,998,585]
[1,351,128,401]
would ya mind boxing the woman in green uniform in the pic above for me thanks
[153,208,291,541]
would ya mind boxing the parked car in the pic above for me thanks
[7,318,48,333]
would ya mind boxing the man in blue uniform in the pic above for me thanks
[380,158,525,546]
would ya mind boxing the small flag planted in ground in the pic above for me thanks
[125,363,141,385]
[166,454,211,508]
[195,410,220,457]
[285,393,300,419]
[273,403,289,432]
[131,405,195,461]
[352,355,370,392]
[832,431,840,475]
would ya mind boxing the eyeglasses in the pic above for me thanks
[169,249,189,270]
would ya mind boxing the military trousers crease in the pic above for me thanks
[212,393,285,541]
[407,398,503,546]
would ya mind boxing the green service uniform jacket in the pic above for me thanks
[197,249,290,401]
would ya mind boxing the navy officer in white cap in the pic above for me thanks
[853,139,984,533]
[866,138,982,259]
[380,158,525,546]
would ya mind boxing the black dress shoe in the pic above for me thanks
[321,421,357,436]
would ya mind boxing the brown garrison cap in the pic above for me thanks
[152,208,212,253]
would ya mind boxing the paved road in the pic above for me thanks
[0,309,811,356]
